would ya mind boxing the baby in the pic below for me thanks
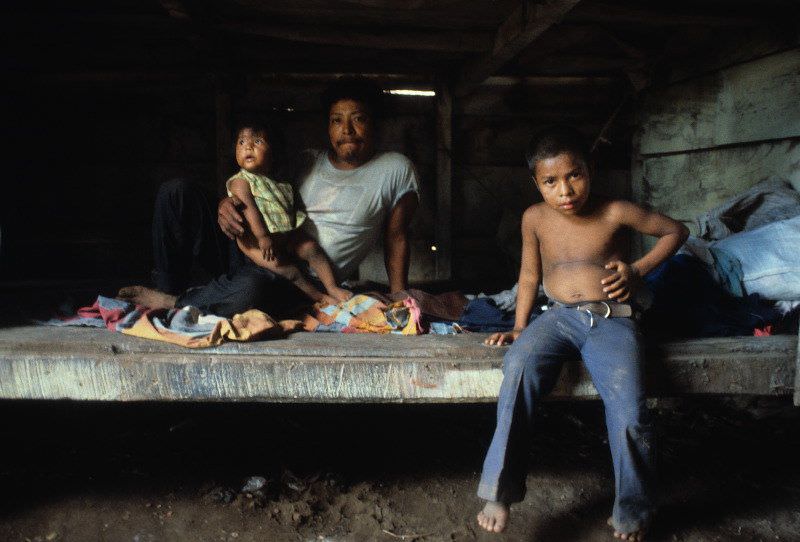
[228,121,352,305]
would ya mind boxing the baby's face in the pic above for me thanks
[235,128,272,174]
[533,152,591,215]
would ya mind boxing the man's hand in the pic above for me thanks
[601,261,640,302]
[218,196,245,239]
[484,329,522,346]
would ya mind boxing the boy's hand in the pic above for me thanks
[484,329,522,346]
[602,261,640,302]
[258,236,275,261]
[218,196,245,239]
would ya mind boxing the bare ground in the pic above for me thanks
[1,398,799,542]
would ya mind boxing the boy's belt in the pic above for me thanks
[553,301,634,318]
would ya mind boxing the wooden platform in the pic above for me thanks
[0,326,797,403]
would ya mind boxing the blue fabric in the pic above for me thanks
[478,307,655,533]
[643,254,780,339]
[457,298,519,332]
[709,247,745,297]
[429,322,459,335]
[712,215,800,301]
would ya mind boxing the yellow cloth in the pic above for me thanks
[120,309,301,348]
[226,169,307,233]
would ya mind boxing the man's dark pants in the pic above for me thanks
[152,178,306,317]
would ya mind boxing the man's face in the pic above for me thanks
[533,152,591,215]
[328,99,374,169]
[235,128,272,174]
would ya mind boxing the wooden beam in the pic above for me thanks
[794,318,800,406]
[455,0,582,97]
[569,2,774,27]
[215,84,232,197]
[159,0,190,20]
[216,21,493,53]
[0,327,795,402]
[435,81,453,280]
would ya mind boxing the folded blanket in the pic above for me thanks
[42,296,297,348]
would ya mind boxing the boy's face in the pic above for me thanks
[235,128,272,174]
[328,99,375,169]
[533,152,591,215]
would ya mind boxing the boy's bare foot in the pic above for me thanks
[477,501,509,533]
[329,286,353,303]
[608,517,646,541]
[117,286,177,310]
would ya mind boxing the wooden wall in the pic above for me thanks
[1,74,632,290]
[632,48,800,252]
[436,76,632,288]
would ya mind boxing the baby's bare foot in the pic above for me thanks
[608,517,646,541]
[477,501,509,533]
[318,293,340,307]
[117,286,177,310]
[329,286,353,303]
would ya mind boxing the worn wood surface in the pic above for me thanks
[455,0,582,96]
[795,320,800,406]
[0,327,795,403]
[635,139,800,230]
[663,24,800,86]
[435,81,453,280]
[639,49,800,155]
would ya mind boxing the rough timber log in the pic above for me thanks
[0,327,796,403]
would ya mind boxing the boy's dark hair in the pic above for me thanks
[525,125,591,175]
[320,76,384,118]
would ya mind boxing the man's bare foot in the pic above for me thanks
[117,285,177,310]
[477,501,509,533]
[328,286,353,303]
[608,517,646,541]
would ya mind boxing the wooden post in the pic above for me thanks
[435,81,453,280]
[215,82,232,196]
[794,318,800,406]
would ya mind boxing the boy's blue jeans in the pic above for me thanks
[477,306,655,533]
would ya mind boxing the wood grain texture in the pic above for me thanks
[0,327,795,403]
[636,139,800,229]
[639,49,800,155]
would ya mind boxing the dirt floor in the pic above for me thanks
[1,398,799,542]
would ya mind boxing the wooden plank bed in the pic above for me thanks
[0,325,797,404]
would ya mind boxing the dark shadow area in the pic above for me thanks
[1,398,798,541]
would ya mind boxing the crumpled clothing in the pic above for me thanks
[696,177,800,241]
[308,294,422,335]
[457,298,524,332]
[429,322,463,335]
[386,289,467,321]
[708,246,745,297]
[40,295,294,348]
[643,255,780,339]
[466,283,520,312]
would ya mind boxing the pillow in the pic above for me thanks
[712,215,800,300]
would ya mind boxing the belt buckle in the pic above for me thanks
[599,301,612,318]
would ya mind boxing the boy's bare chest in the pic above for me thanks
[537,218,624,264]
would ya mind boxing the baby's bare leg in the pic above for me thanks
[290,232,352,302]
[261,259,338,306]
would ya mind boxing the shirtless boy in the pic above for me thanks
[225,121,352,305]
[477,126,688,540]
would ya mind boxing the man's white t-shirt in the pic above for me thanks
[296,149,419,281]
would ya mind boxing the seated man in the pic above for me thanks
[120,77,419,317]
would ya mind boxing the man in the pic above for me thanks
[120,77,419,317]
